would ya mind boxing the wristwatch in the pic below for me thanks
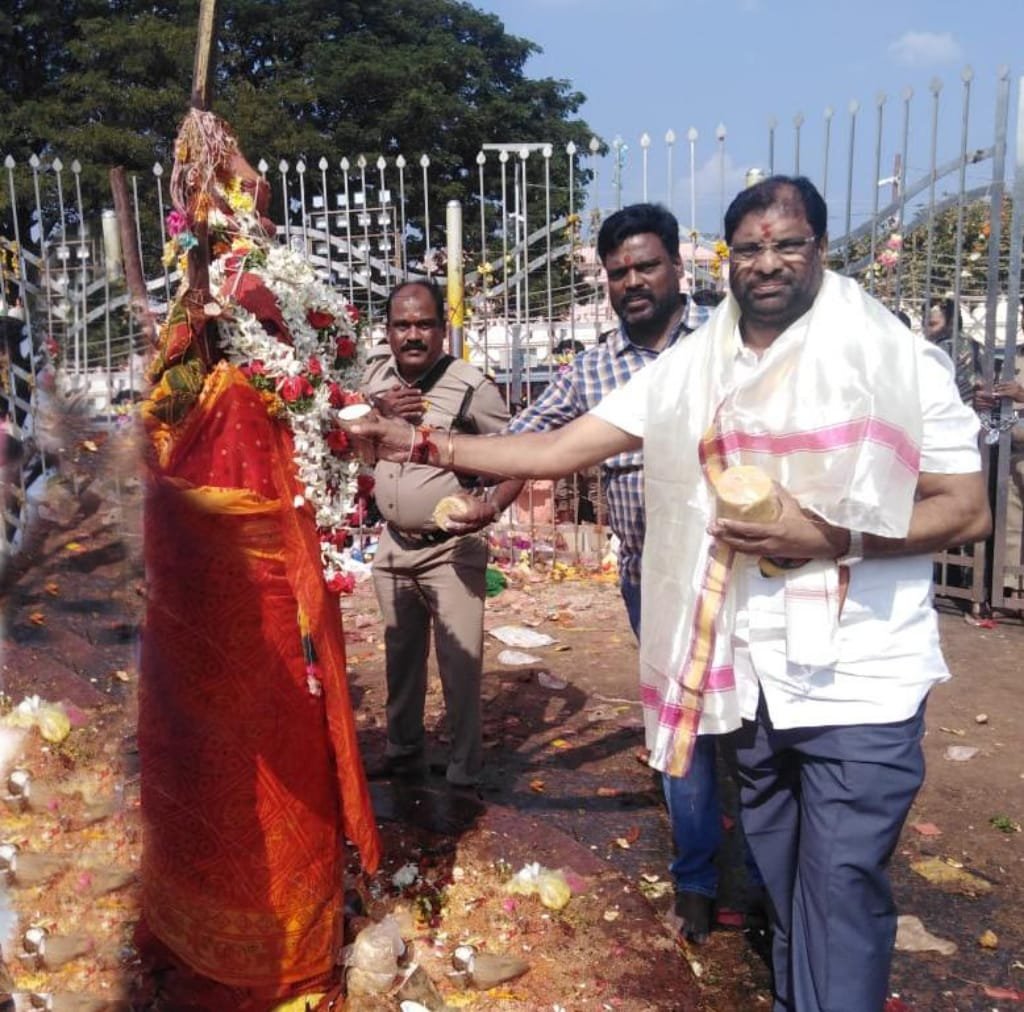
[836,529,864,567]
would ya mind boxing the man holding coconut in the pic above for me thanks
[361,280,522,789]
[350,178,990,1011]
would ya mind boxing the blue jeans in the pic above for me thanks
[620,577,642,640]
[662,735,721,897]
[621,577,720,898]
[725,694,925,1011]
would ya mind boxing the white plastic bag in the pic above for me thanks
[496,649,543,667]
[489,625,556,648]
[342,915,406,995]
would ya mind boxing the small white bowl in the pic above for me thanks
[337,403,372,422]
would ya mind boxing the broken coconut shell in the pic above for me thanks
[713,465,782,523]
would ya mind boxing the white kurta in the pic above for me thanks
[591,272,981,772]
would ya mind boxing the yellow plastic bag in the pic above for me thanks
[37,706,71,744]
[3,696,72,744]
[536,869,572,910]
[504,862,572,911]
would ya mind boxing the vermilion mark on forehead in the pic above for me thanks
[760,221,773,239]
[622,253,634,266]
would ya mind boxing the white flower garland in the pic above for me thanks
[208,243,365,588]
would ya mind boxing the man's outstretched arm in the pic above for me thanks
[347,412,640,480]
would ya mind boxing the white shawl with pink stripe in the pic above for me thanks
[639,271,923,774]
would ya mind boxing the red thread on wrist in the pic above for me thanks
[408,425,437,465]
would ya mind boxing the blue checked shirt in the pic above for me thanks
[507,321,688,586]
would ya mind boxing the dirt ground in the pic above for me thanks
[0,415,1022,1011]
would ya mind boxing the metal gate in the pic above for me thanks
[2,66,1021,609]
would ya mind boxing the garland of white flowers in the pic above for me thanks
[206,234,365,589]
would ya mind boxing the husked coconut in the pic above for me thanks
[432,494,472,530]
[713,465,781,523]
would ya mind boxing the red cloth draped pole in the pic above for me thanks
[134,0,381,1003]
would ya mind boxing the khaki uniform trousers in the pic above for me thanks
[371,525,487,785]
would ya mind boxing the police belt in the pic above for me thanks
[387,523,456,547]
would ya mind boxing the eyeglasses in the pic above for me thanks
[728,236,819,264]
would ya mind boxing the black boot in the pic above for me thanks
[674,890,713,944]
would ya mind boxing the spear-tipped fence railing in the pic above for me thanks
[1,66,1021,606]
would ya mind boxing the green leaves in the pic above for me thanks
[1,0,595,299]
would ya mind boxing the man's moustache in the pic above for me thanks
[401,342,428,351]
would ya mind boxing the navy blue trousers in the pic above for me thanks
[724,695,925,1012]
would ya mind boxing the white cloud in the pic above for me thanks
[888,30,962,67]
[678,153,749,233]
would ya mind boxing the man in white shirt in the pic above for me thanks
[347,176,991,1012]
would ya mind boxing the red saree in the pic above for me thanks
[139,363,380,1005]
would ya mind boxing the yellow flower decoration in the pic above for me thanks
[224,176,255,215]
[564,213,582,245]
[1,240,21,278]
[260,390,285,418]
[227,183,254,215]
[708,240,730,280]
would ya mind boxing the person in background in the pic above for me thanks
[974,301,1024,597]
[924,299,986,607]
[924,297,979,403]
[362,281,522,789]
[493,202,745,943]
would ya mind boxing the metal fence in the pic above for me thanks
[2,65,1022,609]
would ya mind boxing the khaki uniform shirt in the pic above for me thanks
[362,354,511,532]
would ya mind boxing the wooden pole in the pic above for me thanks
[109,167,157,346]
[191,0,219,112]
[184,0,220,364]
[105,1,219,349]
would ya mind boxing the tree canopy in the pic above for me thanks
[1,0,595,269]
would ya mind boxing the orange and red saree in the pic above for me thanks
[139,363,380,1006]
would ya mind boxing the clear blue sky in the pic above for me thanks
[472,0,1023,239]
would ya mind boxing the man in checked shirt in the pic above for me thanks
[507,203,733,942]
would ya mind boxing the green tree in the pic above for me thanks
[1,1,194,235]
[1,0,596,302]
